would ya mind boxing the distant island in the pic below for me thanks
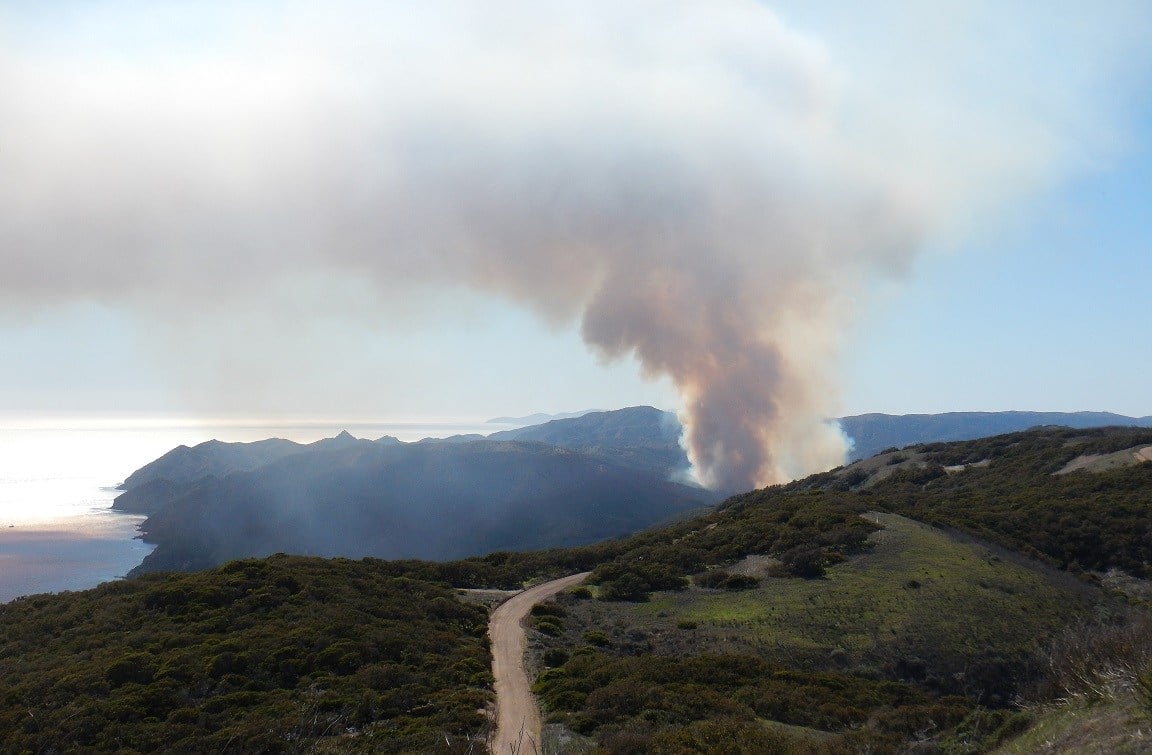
[485,409,598,425]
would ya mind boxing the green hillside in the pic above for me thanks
[611,513,1088,693]
[1,426,1149,753]
[0,557,491,753]
[808,425,1152,578]
[527,512,1098,751]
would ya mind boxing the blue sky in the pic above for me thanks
[841,100,1152,417]
[1,0,1149,443]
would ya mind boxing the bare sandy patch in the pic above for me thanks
[1056,444,1152,475]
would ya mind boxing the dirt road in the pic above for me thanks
[489,572,591,754]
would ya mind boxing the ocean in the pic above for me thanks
[0,417,508,604]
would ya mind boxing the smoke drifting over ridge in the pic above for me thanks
[1,1,1150,490]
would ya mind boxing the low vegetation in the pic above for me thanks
[374,487,878,598]
[995,612,1152,754]
[0,556,491,753]
[522,511,1097,751]
[3,426,1150,752]
[535,650,977,753]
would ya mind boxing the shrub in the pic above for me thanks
[598,574,650,602]
[531,602,567,618]
[1041,612,1152,701]
[542,648,569,667]
[0,557,493,753]
[583,631,612,647]
[1137,662,1152,711]
[777,546,826,579]
[647,719,808,753]
[105,654,157,686]
[696,570,760,590]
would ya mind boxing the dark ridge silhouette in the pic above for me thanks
[124,438,719,575]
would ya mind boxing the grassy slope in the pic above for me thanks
[669,513,1081,663]
[523,510,1109,753]
[995,694,1151,755]
[516,428,1151,752]
[558,512,1093,702]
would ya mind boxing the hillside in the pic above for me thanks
[116,407,674,496]
[120,436,313,490]
[368,426,1149,752]
[486,406,1152,467]
[0,556,491,753]
[115,407,715,575]
[800,425,1152,578]
[115,407,1152,511]
[508,426,1152,752]
[5,425,1148,752]
[112,410,1147,546]
[126,439,718,575]
[530,511,1096,749]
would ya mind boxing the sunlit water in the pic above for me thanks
[0,417,508,604]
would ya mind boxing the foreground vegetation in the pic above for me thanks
[512,427,1150,752]
[996,613,1152,754]
[1,426,1149,752]
[536,650,981,753]
[0,556,491,753]
[374,487,879,597]
[522,510,1100,752]
[585,514,1088,697]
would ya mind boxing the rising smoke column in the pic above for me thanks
[1,1,1149,490]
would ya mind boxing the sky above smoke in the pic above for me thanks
[2,1,1151,490]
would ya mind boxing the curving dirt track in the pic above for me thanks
[489,572,591,754]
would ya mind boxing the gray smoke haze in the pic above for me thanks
[2,1,1150,489]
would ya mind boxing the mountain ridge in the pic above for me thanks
[114,406,1152,577]
[117,406,1152,494]
[123,437,719,575]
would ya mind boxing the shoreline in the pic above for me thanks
[0,419,510,605]
[0,503,154,605]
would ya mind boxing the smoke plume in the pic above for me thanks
[1,1,1149,489]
